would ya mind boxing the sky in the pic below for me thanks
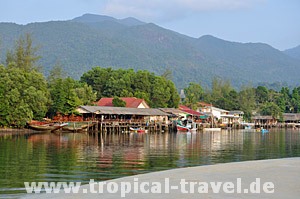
[0,0,299,50]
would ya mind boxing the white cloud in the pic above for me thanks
[102,0,265,21]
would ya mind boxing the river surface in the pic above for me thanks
[0,129,300,198]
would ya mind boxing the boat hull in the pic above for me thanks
[130,127,147,133]
[62,124,89,132]
[177,125,190,132]
[28,123,67,132]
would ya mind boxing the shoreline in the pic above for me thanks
[22,157,300,199]
[0,128,36,136]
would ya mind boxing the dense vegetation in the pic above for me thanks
[1,34,300,128]
[183,79,300,121]
[0,35,179,127]
[0,35,96,127]
[0,35,49,127]
[284,45,300,60]
[0,14,299,89]
[80,67,180,108]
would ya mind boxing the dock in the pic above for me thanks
[88,120,170,133]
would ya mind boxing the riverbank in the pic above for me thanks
[22,157,300,199]
[0,128,36,136]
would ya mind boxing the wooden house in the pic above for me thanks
[229,111,244,124]
[252,116,277,127]
[197,102,244,126]
[76,106,169,123]
[282,113,300,123]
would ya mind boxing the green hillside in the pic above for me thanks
[0,14,299,89]
[284,45,300,60]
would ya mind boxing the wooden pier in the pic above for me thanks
[86,120,171,133]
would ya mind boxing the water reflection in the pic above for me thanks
[0,129,299,198]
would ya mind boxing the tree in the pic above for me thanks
[207,77,236,110]
[0,35,49,127]
[47,63,64,84]
[48,77,82,117]
[47,66,97,117]
[150,76,171,108]
[291,87,300,113]
[0,67,49,127]
[184,82,203,110]
[238,87,256,121]
[112,97,126,107]
[255,86,269,104]
[74,83,97,106]
[260,102,282,119]
[80,67,112,99]
[133,70,152,94]
[276,87,291,113]
[166,80,180,108]
[81,67,180,108]
[6,34,40,72]
[132,70,153,103]
[161,68,173,81]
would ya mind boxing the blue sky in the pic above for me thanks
[1,0,299,50]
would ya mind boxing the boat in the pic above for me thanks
[244,125,252,129]
[129,127,147,133]
[261,129,269,133]
[176,124,190,132]
[242,122,255,129]
[62,122,90,132]
[175,119,193,132]
[256,128,269,133]
[27,121,68,132]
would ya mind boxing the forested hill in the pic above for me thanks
[0,13,299,89]
[284,45,300,60]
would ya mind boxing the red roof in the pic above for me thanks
[96,97,149,108]
[179,105,202,116]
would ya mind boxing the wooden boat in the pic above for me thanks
[175,119,191,132]
[27,122,68,132]
[130,127,147,133]
[176,124,190,132]
[62,123,89,132]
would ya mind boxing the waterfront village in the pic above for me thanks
[29,95,300,133]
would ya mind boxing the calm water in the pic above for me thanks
[0,129,300,198]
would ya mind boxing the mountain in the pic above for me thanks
[195,35,300,86]
[284,45,300,60]
[72,13,145,27]
[0,14,299,89]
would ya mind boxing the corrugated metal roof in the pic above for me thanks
[79,106,169,116]
[179,105,203,116]
[211,106,229,113]
[159,108,187,115]
[252,116,274,120]
[283,113,300,121]
[229,111,244,115]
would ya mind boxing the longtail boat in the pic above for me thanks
[176,124,190,132]
[129,127,147,133]
[62,122,90,132]
[27,121,68,132]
